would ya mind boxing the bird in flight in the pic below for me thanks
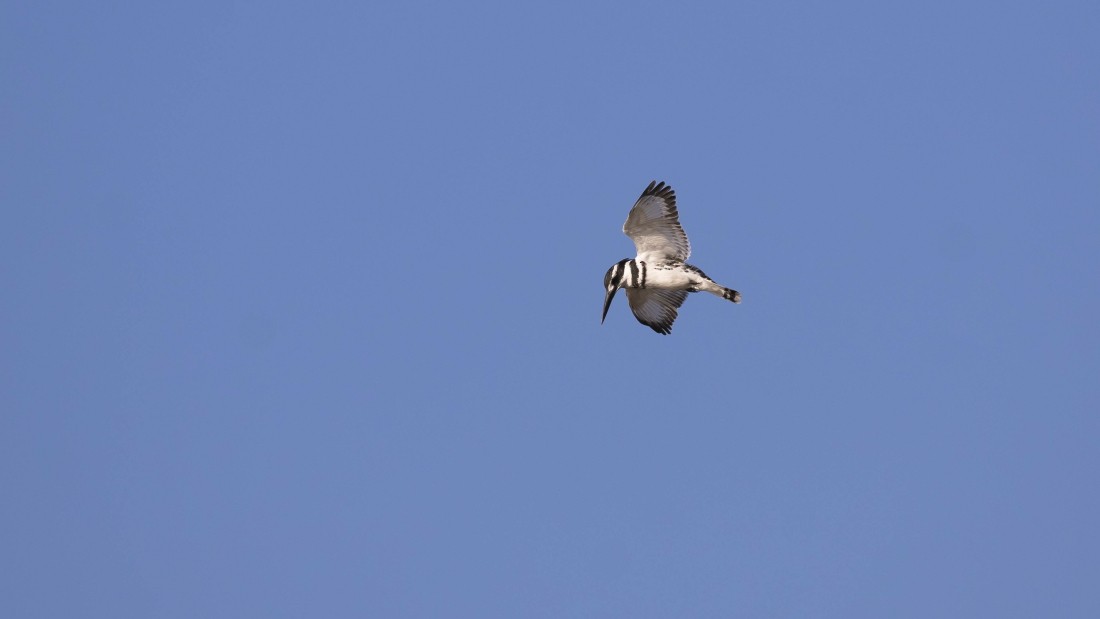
[602,181,741,334]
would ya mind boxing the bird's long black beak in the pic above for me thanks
[601,287,618,324]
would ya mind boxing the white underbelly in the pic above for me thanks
[644,265,698,289]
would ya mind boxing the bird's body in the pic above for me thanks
[602,181,741,334]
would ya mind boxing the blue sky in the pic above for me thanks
[2,1,1098,616]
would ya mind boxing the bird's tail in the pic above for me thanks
[699,279,742,304]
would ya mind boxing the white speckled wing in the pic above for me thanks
[624,288,688,335]
[623,181,691,263]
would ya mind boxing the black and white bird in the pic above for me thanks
[602,181,741,334]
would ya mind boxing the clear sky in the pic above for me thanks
[2,1,1098,617]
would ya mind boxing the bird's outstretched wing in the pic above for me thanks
[625,289,688,335]
[623,181,691,263]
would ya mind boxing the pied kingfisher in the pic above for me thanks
[602,181,741,334]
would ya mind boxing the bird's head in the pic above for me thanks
[601,259,630,324]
